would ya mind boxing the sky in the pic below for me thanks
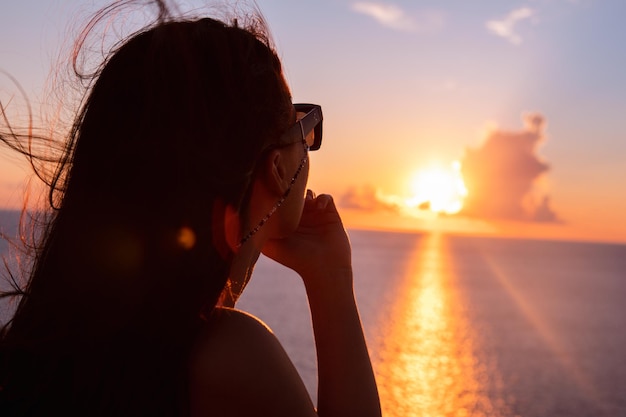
[1,0,625,243]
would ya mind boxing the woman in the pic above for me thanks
[0,1,381,416]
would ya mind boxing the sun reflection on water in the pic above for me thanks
[372,233,504,417]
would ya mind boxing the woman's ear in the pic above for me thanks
[262,149,289,195]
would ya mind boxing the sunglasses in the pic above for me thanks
[278,103,323,151]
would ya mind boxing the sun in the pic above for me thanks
[406,161,468,214]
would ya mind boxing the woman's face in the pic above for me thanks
[270,107,311,238]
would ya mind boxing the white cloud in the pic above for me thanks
[351,2,443,33]
[486,7,535,45]
[352,2,415,32]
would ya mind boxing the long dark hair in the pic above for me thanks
[0,1,293,415]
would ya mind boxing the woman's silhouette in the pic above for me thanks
[0,1,380,416]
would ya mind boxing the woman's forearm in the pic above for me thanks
[304,268,382,417]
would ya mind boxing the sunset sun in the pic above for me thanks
[406,161,468,215]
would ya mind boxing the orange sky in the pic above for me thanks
[303,111,626,245]
[3,144,622,244]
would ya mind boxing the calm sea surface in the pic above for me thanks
[240,229,626,417]
[1,211,625,416]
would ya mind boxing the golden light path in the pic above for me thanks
[371,233,503,417]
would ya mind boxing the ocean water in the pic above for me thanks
[1,211,625,416]
[240,229,626,417]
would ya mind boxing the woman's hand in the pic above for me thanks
[261,190,352,288]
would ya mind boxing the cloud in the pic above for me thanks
[460,113,560,222]
[351,2,443,33]
[486,7,535,45]
[339,185,400,212]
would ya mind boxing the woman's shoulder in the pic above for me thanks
[191,307,274,368]
[189,307,316,417]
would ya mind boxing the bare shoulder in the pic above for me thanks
[189,307,317,417]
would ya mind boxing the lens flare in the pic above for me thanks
[177,226,196,250]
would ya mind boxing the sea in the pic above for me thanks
[1,210,625,417]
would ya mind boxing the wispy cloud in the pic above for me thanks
[351,2,443,33]
[486,7,535,45]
